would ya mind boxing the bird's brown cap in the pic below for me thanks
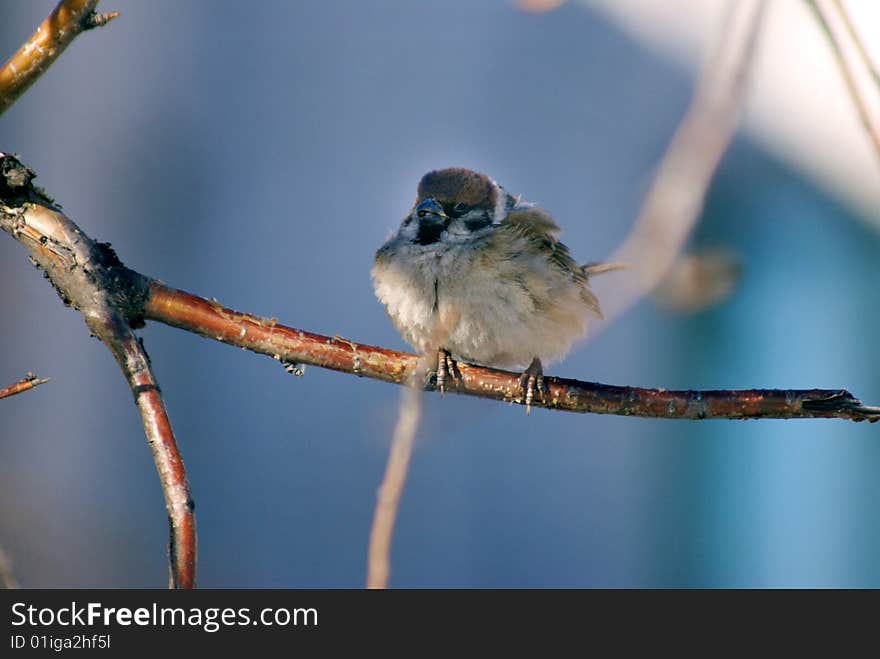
[417,168,498,211]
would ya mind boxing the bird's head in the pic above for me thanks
[398,168,515,246]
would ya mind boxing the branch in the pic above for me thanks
[805,0,880,163]
[139,278,877,422]
[0,0,119,115]
[0,372,50,400]
[0,153,196,588]
[106,333,197,589]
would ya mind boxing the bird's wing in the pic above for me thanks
[498,207,602,317]
[501,206,562,238]
[500,207,585,281]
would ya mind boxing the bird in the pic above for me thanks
[371,167,620,412]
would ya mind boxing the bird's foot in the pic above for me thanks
[282,360,305,377]
[518,357,546,415]
[434,348,462,396]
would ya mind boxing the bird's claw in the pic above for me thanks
[434,348,462,396]
[518,357,546,415]
[282,360,305,377]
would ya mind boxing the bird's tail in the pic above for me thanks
[581,261,627,278]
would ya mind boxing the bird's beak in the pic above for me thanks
[416,197,447,224]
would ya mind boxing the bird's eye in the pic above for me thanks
[452,202,469,216]
[417,210,428,218]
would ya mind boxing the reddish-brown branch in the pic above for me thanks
[0,0,118,115]
[143,283,879,422]
[0,372,49,400]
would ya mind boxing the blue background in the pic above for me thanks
[1,0,878,587]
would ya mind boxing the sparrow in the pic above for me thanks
[372,168,619,412]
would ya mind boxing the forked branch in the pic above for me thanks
[0,154,196,588]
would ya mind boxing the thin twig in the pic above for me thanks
[0,154,196,588]
[366,341,448,588]
[805,0,880,163]
[367,381,424,589]
[0,0,118,115]
[0,372,50,400]
[83,10,120,30]
[594,0,766,327]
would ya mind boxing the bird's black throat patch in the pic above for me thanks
[416,222,446,245]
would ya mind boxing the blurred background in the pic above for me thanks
[1,0,878,588]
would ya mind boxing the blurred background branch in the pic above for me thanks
[594,0,766,326]
[367,380,424,589]
[805,0,880,164]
